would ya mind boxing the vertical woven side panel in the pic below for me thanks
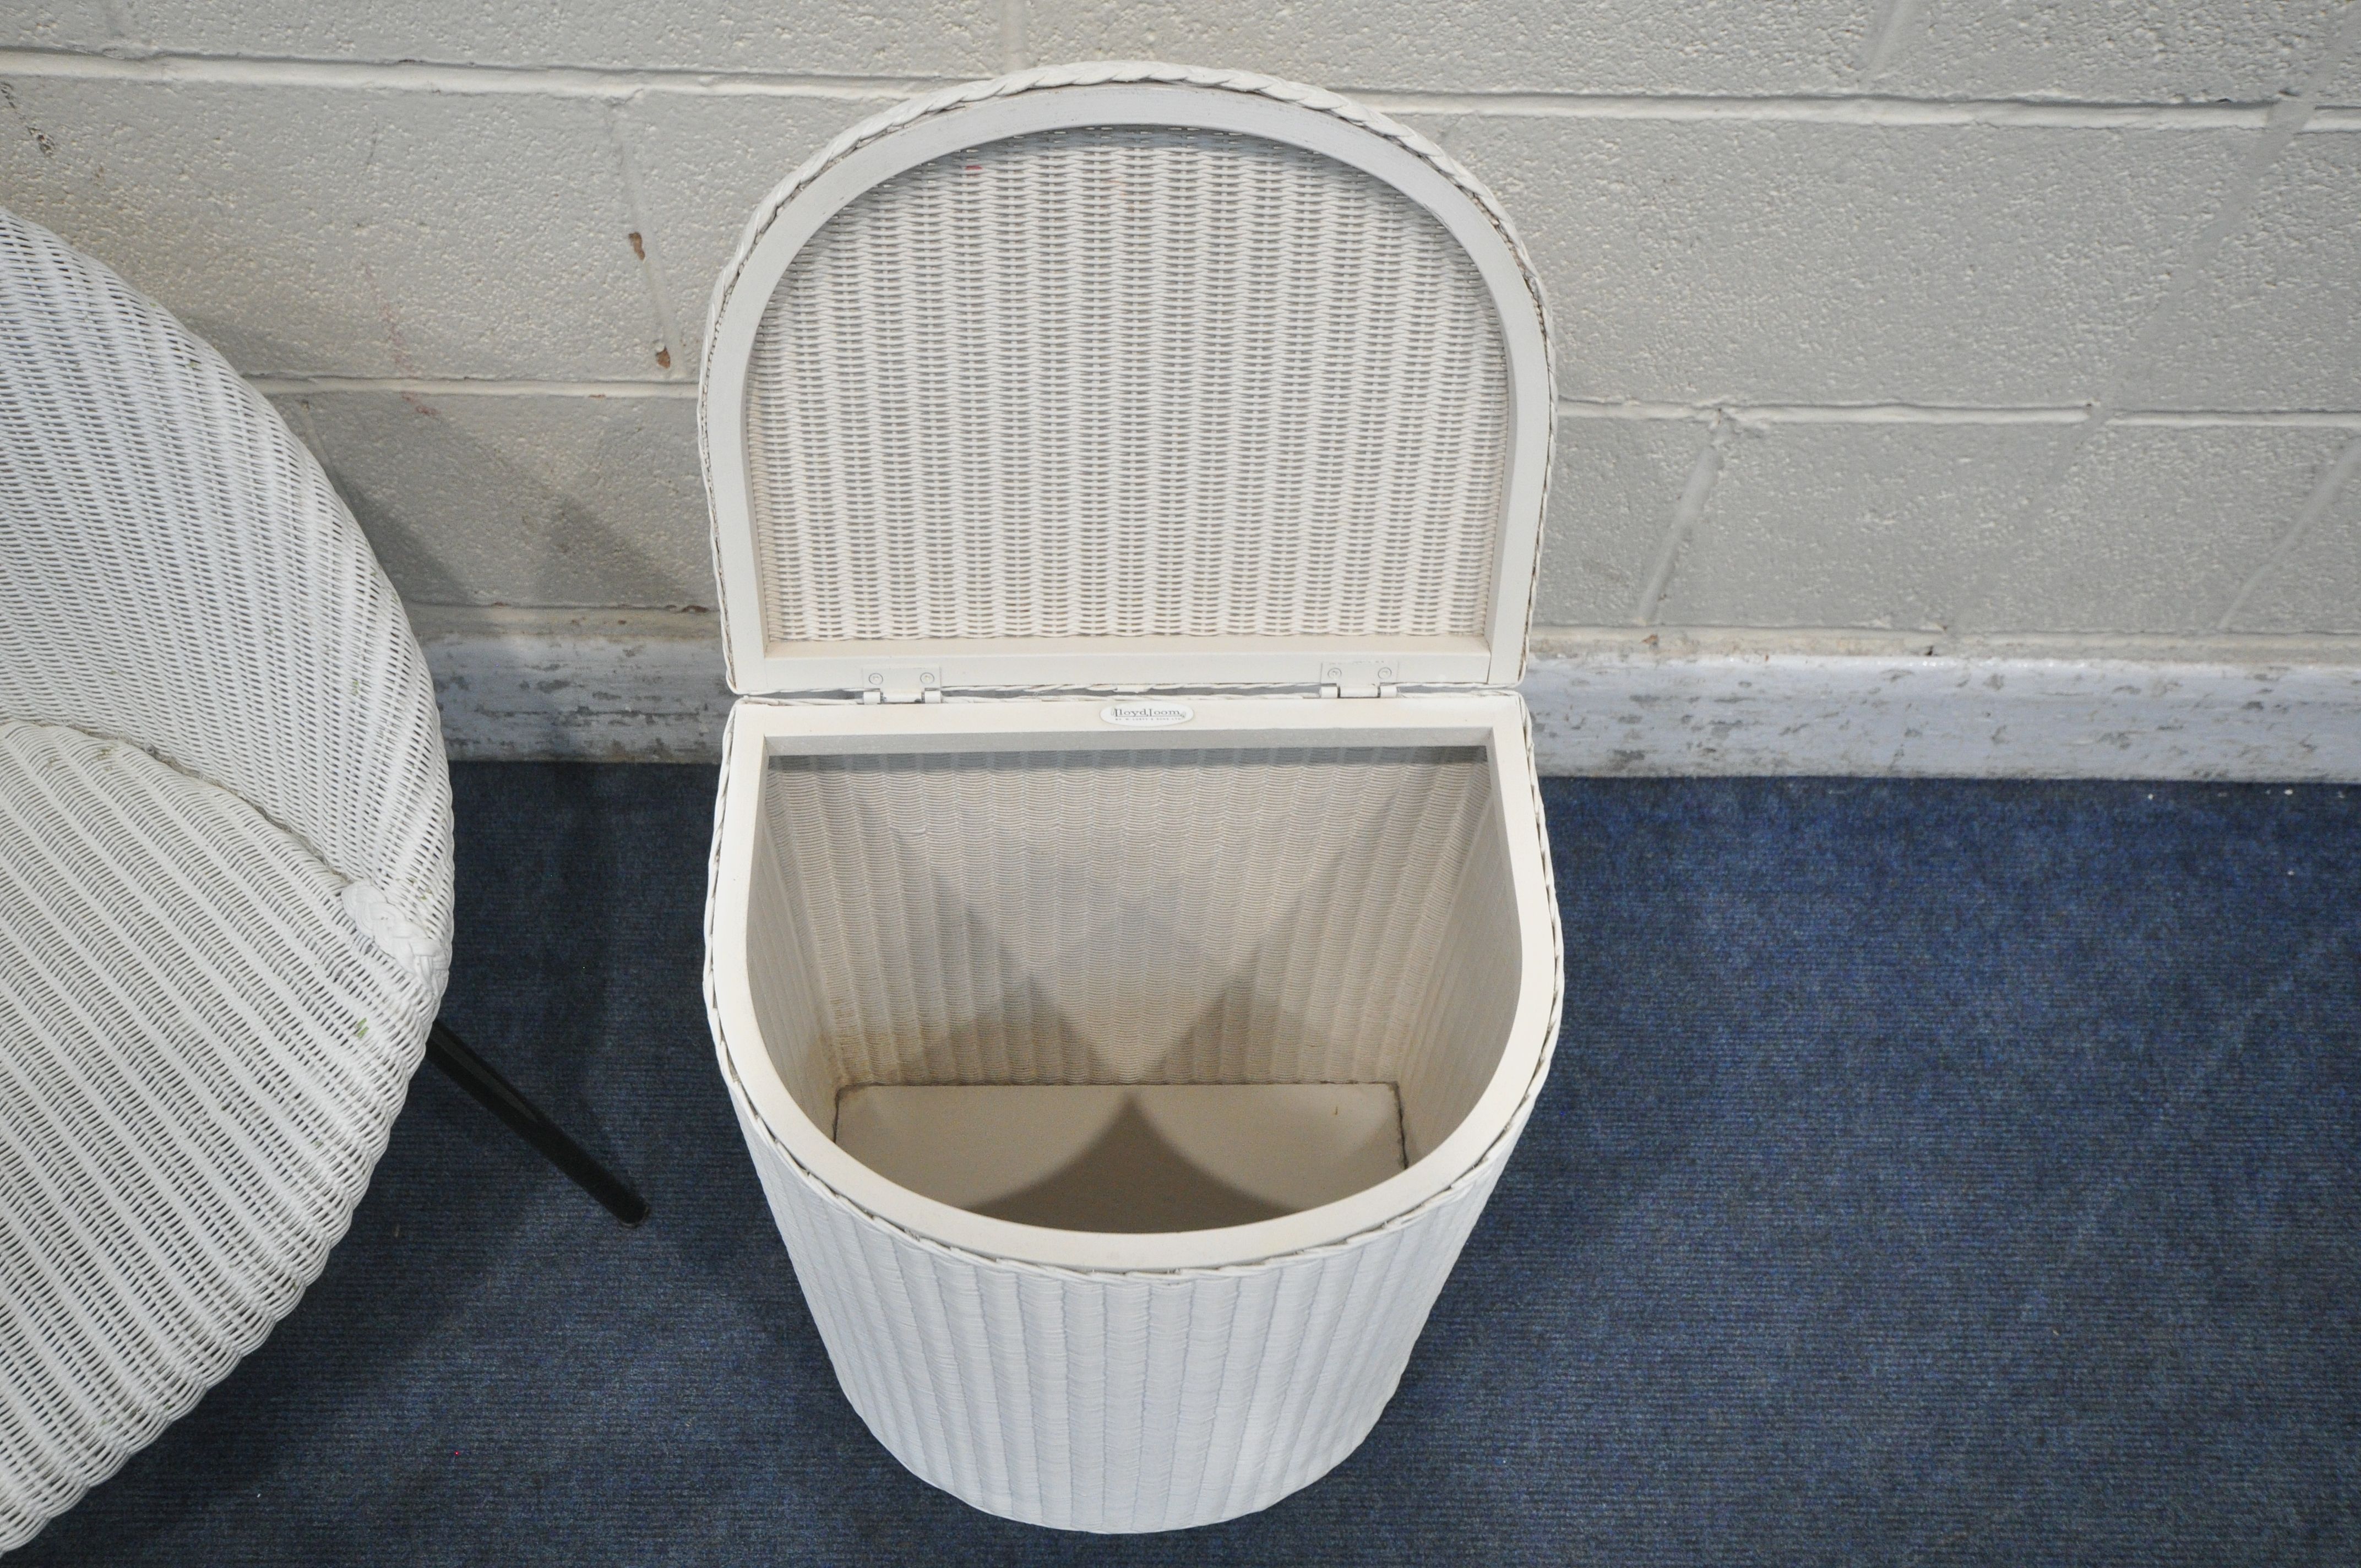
[740,818,836,1130]
[731,1088,1503,1533]
[1395,789,1525,1162]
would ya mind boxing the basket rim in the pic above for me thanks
[701,690,1565,1278]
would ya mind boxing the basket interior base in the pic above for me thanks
[834,1084,1407,1233]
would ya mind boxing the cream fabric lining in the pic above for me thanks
[745,744,1519,1174]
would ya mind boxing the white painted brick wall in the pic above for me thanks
[0,78,656,378]
[1533,420,1705,625]
[1028,2,2347,102]
[267,389,710,608]
[2132,133,2361,410]
[2243,458,2361,633]
[2003,425,2358,633]
[1028,2,1883,98]
[1419,116,2259,406]
[2329,38,2361,104]
[18,2,1006,77]
[1652,420,2072,631]
[614,93,892,377]
[4,3,2359,697]
[1883,3,2345,101]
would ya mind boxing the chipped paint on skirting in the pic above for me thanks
[415,608,731,761]
[1523,651,2361,780]
[413,610,2361,778]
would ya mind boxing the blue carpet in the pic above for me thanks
[17,767,2359,1565]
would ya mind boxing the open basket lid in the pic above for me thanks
[700,62,1554,699]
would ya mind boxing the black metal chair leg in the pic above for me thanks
[426,1020,651,1226]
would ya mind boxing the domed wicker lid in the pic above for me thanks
[700,63,1553,699]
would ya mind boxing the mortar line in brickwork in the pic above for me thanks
[1947,3,2361,631]
[1359,91,2318,131]
[238,378,2361,426]
[2112,409,2361,429]
[0,48,934,101]
[4,48,2357,129]
[1525,625,2361,660]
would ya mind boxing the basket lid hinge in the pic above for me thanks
[1318,659,1400,699]
[860,667,943,704]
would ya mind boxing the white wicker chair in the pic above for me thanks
[0,208,639,1551]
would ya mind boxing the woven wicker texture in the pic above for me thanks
[0,208,453,1549]
[0,723,442,1548]
[0,212,450,952]
[753,746,1508,1155]
[736,117,1511,651]
[704,65,1559,1533]
[726,739,1530,1529]
[733,1084,1508,1532]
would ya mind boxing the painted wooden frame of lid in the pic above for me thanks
[699,66,1556,699]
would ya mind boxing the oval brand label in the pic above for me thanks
[1100,700,1194,728]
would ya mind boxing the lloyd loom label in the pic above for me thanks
[1100,701,1195,728]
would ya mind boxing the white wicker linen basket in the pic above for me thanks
[700,63,1563,1533]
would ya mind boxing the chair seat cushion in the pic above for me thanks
[0,719,439,1546]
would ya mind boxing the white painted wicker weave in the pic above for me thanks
[700,59,1554,698]
[738,123,1510,648]
[0,208,453,1549]
[703,64,1561,1532]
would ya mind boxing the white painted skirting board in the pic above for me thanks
[414,608,735,763]
[1522,648,2361,780]
[412,611,2361,780]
